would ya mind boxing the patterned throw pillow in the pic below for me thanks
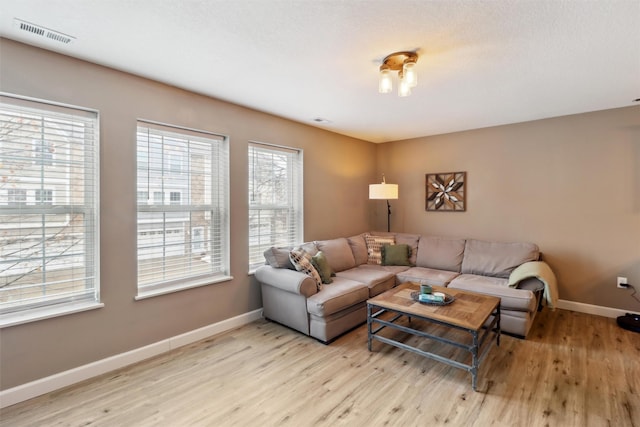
[289,249,322,290]
[364,234,396,265]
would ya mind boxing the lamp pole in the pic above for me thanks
[386,200,392,232]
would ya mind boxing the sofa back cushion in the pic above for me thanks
[347,234,369,265]
[461,239,539,278]
[415,236,466,272]
[394,233,420,265]
[315,238,357,272]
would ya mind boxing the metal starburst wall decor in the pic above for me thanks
[426,172,466,211]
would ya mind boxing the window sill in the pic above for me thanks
[0,301,105,329]
[135,275,234,301]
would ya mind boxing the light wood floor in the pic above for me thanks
[1,308,639,427]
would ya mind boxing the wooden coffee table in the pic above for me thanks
[367,282,500,391]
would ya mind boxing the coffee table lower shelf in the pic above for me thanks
[366,301,500,391]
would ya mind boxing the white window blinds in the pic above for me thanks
[0,94,99,315]
[136,121,229,292]
[248,142,303,271]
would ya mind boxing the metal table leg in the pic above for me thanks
[471,330,479,391]
[367,303,372,352]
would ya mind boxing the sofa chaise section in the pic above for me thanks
[447,239,543,337]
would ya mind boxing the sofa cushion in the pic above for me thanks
[359,264,412,275]
[395,233,420,265]
[263,246,294,269]
[365,234,396,265]
[306,278,369,317]
[316,238,357,272]
[447,274,537,312]
[347,234,369,266]
[381,244,412,266]
[335,266,396,297]
[461,239,539,278]
[289,249,322,290]
[310,251,333,284]
[416,236,466,272]
[396,267,460,287]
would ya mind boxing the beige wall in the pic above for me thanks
[0,39,376,390]
[376,106,640,311]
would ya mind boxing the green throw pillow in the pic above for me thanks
[381,244,411,266]
[311,251,333,284]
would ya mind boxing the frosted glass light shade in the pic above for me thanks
[403,61,418,87]
[379,69,393,93]
[369,183,399,200]
[398,76,411,97]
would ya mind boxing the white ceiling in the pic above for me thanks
[1,0,639,143]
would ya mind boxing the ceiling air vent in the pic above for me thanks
[14,18,75,44]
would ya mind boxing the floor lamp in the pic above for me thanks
[369,175,399,232]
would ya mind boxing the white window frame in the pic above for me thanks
[248,141,303,273]
[0,93,101,326]
[136,120,231,299]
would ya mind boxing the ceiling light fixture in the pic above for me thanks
[378,51,418,97]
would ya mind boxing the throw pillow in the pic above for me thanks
[381,244,412,266]
[289,249,322,290]
[364,234,396,265]
[263,246,294,269]
[310,251,333,284]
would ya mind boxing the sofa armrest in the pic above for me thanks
[255,265,318,297]
[516,277,545,311]
[516,277,545,292]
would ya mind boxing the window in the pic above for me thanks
[167,153,185,174]
[137,191,149,203]
[35,189,53,205]
[0,94,99,318]
[136,121,229,296]
[191,226,204,252]
[33,140,54,165]
[169,191,181,205]
[7,189,27,206]
[153,191,163,204]
[248,142,303,272]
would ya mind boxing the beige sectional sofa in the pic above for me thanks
[255,232,554,343]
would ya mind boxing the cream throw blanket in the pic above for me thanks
[508,261,558,310]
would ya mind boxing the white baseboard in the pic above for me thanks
[0,309,263,409]
[556,299,634,318]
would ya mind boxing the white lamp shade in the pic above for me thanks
[378,69,393,93]
[369,183,399,200]
[403,61,418,88]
